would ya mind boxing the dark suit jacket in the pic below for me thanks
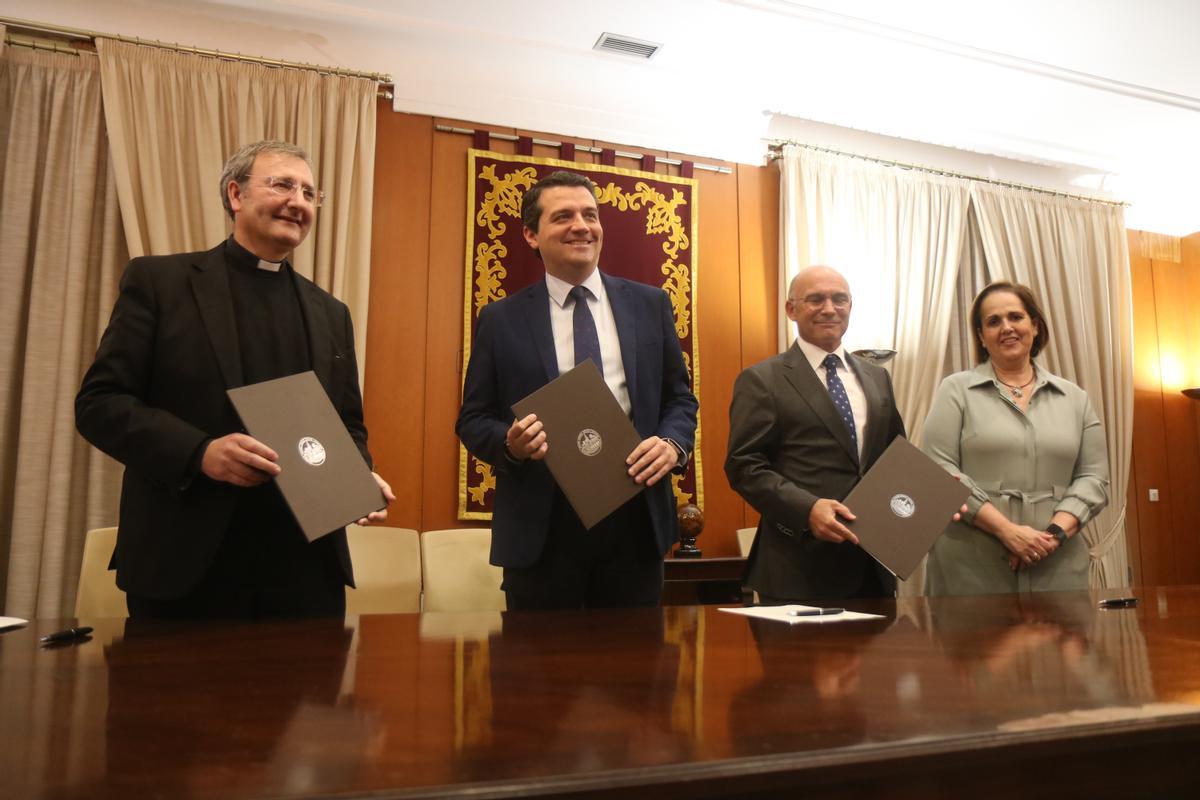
[76,242,369,598]
[725,342,905,600]
[456,273,698,568]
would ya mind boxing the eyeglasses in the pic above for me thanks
[792,292,852,310]
[252,175,325,207]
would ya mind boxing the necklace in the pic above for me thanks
[995,367,1036,399]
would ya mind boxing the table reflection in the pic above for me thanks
[727,615,894,754]
[455,608,697,780]
[926,593,1154,718]
[103,618,371,798]
[5,589,1200,799]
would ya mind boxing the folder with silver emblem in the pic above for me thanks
[227,371,384,542]
[511,360,644,530]
[841,436,970,580]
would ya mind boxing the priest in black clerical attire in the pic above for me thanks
[76,140,394,620]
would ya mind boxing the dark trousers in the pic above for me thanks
[502,491,664,610]
[126,487,346,620]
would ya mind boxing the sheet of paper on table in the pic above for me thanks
[718,605,885,625]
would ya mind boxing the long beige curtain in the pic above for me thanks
[94,39,377,361]
[0,45,125,617]
[970,185,1134,588]
[778,145,971,443]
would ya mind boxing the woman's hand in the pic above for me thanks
[1000,524,1059,570]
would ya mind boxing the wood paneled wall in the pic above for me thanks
[1126,230,1200,586]
[363,103,779,556]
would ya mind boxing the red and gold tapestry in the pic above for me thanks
[458,149,702,520]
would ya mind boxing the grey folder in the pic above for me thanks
[511,360,644,530]
[227,371,384,542]
[841,437,970,581]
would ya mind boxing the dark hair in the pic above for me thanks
[219,140,312,220]
[969,281,1050,364]
[520,171,598,232]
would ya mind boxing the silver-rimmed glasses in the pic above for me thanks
[252,175,326,207]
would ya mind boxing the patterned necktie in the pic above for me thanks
[823,353,858,454]
[569,285,603,373]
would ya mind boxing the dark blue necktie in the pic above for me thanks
[823,353,858,454]
[569,285,603,373]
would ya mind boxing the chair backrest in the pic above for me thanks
[75,527,127,618]
[345,524,422,614]
[420,528,505,612]
[736,527,757,558]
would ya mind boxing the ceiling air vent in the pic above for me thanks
[593,32,661,60]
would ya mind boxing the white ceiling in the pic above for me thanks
[9,0,1200,233]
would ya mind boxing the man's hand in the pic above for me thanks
[951,475,968,522]
[201,433,279,487]
[505,413,547,461]
[807,498,859,545]
[357,472,396,526]
[626,436,678,486]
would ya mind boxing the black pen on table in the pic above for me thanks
[40,626,93,644]
[1098,597,1138,609]
[788,607,845,617]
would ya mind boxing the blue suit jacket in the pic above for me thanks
[456,272,698,568]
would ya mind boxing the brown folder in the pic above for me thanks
[841,437,970,580]
[511,360,644,529]
[227,371,384,542]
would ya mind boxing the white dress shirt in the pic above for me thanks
[796,336,867,460]
[545,269,632,416]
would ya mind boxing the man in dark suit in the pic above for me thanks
[456,171,697,610]
[725,266,905,602]
[76,140,393,619]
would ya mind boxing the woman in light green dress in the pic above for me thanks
[922,282,1109,595]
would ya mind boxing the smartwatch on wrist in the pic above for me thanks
[1046,523,1067,544]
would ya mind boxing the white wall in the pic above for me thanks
[5,0,1198,233]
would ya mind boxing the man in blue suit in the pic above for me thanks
[456,171,698,609]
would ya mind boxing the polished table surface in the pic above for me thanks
[4,587,1200,799]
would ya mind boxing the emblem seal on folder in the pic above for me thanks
[889,493,915,518]
[576,428,602,457]
[298,436,327,466]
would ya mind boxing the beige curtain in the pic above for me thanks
[778,145,972,443]
[969,185,1134,588]
[94,39,377,362]
[0,45,125,617]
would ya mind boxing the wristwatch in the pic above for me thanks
[1046,523,1067,544]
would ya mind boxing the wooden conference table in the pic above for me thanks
[4,587,1200,799]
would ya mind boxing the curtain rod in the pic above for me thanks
[437,125,734,175]
[1,15,395,94]
[767,139,1126,207]
[3,31,82,58]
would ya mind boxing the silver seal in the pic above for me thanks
[576,428,602,457]
[889,493,915,518]
[298,436,327,466]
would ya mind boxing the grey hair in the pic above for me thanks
[218,140,312,220]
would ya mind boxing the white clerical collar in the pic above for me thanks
[256,259,283,273]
